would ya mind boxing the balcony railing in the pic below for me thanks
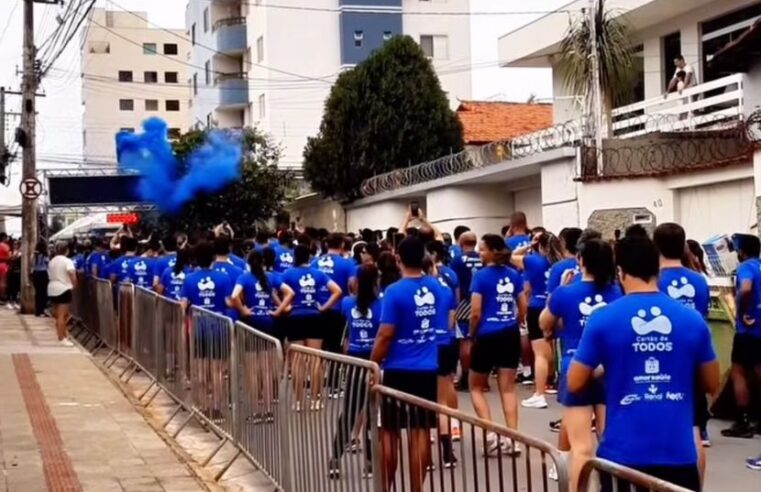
[212,16,246,31]
[215,73,249,109]
[213,17,247,55]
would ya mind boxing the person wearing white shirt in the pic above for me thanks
[665,55,696,97]
[47,241,77,346]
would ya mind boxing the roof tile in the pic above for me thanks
[456,101,553,145]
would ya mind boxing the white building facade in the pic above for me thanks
[81,8,190,164]
[185,0,473,169]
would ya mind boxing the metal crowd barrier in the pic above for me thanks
[133,286,159,379]
[281,345,381,492]
[234,322,286,487]
[578,459,694,492]
[155,294,189,406]
[93,277,117,354]
[371,385,570,492]
[117,283,135,358]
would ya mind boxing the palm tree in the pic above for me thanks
[558,0,636,138]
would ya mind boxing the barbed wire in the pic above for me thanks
[360,109,761,197]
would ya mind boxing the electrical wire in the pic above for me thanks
[0,0,20,47]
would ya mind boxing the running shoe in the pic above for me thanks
[700,429,711,447]
[517,373,534,386]
[521,394,548,409]
[443,454,458,469]
[545,384,558,395]
[328,459,340,479]
[483,432,500,457]
[548,464,558,481]
[362,465,373,479]
[310,400,324,411]
[425,463,437,472]
[721,420,754,439]
[60,338,74,347]
[745,455,761,471]
[549,419,562,433]
[500,439,522,457]
[348,439,361,454]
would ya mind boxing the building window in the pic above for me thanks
[204,60,211,85]
[256,36,264,62]
[145,99,158,111]
[163,43,178,55]
[354,30,364,48]
[119,127,135,133]
[203,8,209,32]
[144,71,158,83]
[165,71,179,83]
[119,99,134,111]
[142,43,157,55]
[168,128,181,139]
[258,93,266,118]
[419,34,449,60]
[166,100,180,111]
[192,73,198,95]
[191,23,196,45]
[383,31,393,41]
[118,70,133,82]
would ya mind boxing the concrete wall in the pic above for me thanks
[287,196,347,232]
[425,185,511,237]
[346,200,410,233]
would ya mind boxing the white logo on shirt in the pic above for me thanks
[198,277,215,291]
[496,277,515,294]
[667,277,696,300]
[645,357,660,374]
[578,294,607,316]
[318,256,334,269]
[254,281,263,292]
[631,307,672,336]
[280,252,293,264]
[351,306,373,319]
[299,274,316,288]
[414,287,435,307]
[134,261,148,273]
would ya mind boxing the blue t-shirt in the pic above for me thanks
[548,280,623,373]
[470,265,524,337]
[282,266,331,317]
[449,244,463,261]
[311,253,353,310]
[450,250,483,295]
[180,268,233,314]
[506,234,531,251]
[126,257,154,288]
[523,253,552,308]
[434,275,458,345]
[438,265,460,295]
[229,253,247,271]
[110,255,133,283]
[87,251,110,278]
[273,246,295,273]
[236,272,283,328]
[160,266,192,301]
[153,253,177,281]
[379,276,446,372]
[213,260,244,284]
[573,292,716,467]
[341,296,382,356]
[73,254,86,272]
[658,267,710,318]
[734,258,761,337]
[547,257,579,294]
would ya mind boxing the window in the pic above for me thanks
[419,34,448,60]
[168,128,181,139]
[662,31,681,90]
[165,71,179,83]
[166,100,180,111]
[142,43,157,55]
[192,73,198,95]
[256,36,264,62]
[119,127,135,133]
[191,23,196,45]
[204,60,211,85]
[144,71,158,83]
[163,43,178,55]
[119,99,134,111]
[354,30,364,48]
[145,99,158,111]
[203,8,209,32]
[258,93,266,118]
[118,70,133,82]
[383,31,393,41]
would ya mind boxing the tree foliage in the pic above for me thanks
[304,36,463,201]
[143,127,294,235]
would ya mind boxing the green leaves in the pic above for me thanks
[303,36,463,202]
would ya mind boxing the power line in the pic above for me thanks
[0,0,20,47]
[39,0,96,78]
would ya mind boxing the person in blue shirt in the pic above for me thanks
[72,243,87,274]
[109,236,138,284]
[232,250,294,334]
[180,241,233,315]
[470,233,526,456]
[511,231,564,410]
[126,256,155,289]
[449,231,482,391]
[721,233,761,440]
[312,234,354,352]
[212,235,244,284]
[504,211,532,251]
[546,228,584,295]
[541,238,622,490]
[86,239,110,278]
[654,223,713,459]
[273,232,295,273]
[157,247,193,301]
[152,234,179,289]
[282,244,342,410]
[371,237,447,492]
[329,264,382,479]
[448,225,470,262]
[567,235,719,492]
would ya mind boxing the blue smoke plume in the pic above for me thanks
[116,117,242,214]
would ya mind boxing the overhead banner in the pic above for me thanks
[47,175,145,206]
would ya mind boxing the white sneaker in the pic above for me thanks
[292,401,303,412]
[483,431,500,457]
[548,464,558,481]
[521,394,548,409]
[310,400,324,411]
[500,439,522,457]
[60,338,74,347]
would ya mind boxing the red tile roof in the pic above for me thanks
[456,101,554,145]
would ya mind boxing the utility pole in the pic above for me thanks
[588,0,605,176]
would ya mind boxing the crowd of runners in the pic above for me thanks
[0,208,760,492]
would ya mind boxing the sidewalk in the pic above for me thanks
[0,309,209,492]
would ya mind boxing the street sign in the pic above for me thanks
[19,177,43,199]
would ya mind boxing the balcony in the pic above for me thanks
[213,17,247,55]
[216,73,249,110]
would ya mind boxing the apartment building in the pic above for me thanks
[185,0,473,169]
[81,8,190,164]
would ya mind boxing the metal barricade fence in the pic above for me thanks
[233,322,285,487]
[281,345,381,492]
[118,283,135,358]
[132,286,159,378]
[578,459,694,492]
[93,277,117,351]
[371,384,570,492]
[189,307,236,441]
[155,294,189,405]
